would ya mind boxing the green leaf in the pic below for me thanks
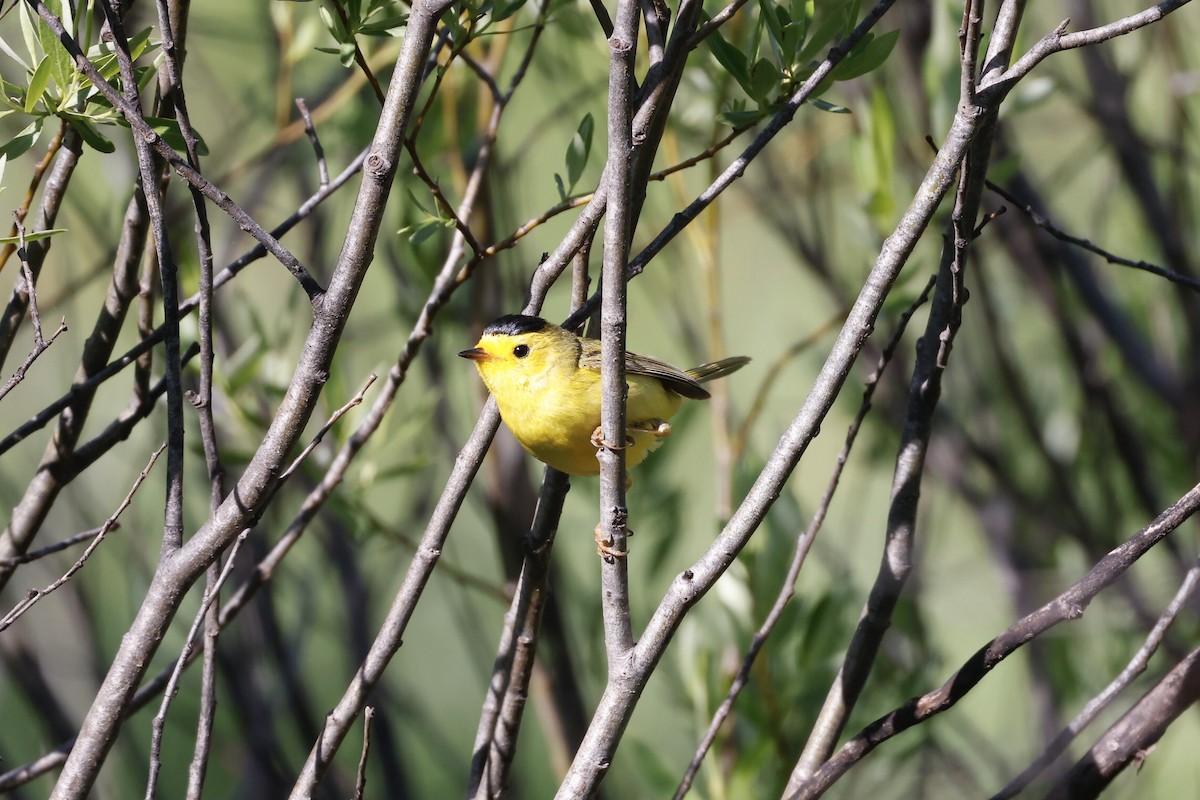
[831,28,898,81]
[565,112,593,191]
[25,58,52,113]
[38,17,73,93]
[747,58,780,102]
[554,172,568,203]
[0,119,43,160]
[145,115,210,156]
[717,107,769,127]
[704,29,752,94]
[0,227,67,244]
[809,96,849,114]
[795,0,853,64]
[359,14,409,35]
[64,114,115,153]
[491,0,528,23]
[125,27,156,62]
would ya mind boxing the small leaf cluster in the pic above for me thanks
[705,0,898,126]
[0,0,206,160]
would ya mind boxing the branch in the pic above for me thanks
[789,482,1200,800]
[978,1,1192,101]
[1041,645,1200,800]
[986,177,1200,293]
[0,150,367,459]
[0,445,164,633]
[991,554,1200,799]
[28,0,325,304]
[467,469,570,799]
[47,0,455,790]
[595,0,640,662]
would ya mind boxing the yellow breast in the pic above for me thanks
[488,364,683,476]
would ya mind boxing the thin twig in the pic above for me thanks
[0,219,68,401]
[277,373,377,483]
[295,98,330,186]
[0,444,165,633]
[353,707,375,800]
[986,177,1200,293]
[0,525,117,568]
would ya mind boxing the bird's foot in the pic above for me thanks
[594,523,633,561]
[629,419,672,439]
[590,426,635,450]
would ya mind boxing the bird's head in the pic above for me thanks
[458,314,576,395]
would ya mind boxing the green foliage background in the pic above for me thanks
[1,0,1199,797]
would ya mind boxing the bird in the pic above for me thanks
[458,314,749,479]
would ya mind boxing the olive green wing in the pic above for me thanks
[577,340,749,399]
[576,340,708,398]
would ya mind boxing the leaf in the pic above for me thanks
[831,28,898,81]
[717,107,769,127]
[38,19,72,94]
[145,115,210,156]
[809,96,849,114]
[125,27,156,62]
[0,227,67,244]
[25,58,52,113]
[747,57,780,102]
[759,0,787,62]
[564,112,593,191]
[359,13,409,36]
[0,118,44,160]
[0,31,32,72]
[704,29,752,95]
[64,114,115,153]
[795,0,853,65]
[491,0,528,24]
[554,172,568,203]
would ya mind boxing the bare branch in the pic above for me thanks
[295,98,330,186]
[992,554,1200,799]
[979,1,1192,101]
[0,444,165,633]
[353,707,375,800]
[790,483,1200,799]
[1040,645,1200,800]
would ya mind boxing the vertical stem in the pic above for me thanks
[597,0,640,664]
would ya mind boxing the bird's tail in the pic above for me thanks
[686,356,751,383]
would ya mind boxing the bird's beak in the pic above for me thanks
[458,347,491,362]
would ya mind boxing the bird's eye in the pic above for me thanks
[513,344,530,358]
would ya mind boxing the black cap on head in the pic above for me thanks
[483,314,548,336]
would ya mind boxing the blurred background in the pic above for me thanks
[1,0,1199,797]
